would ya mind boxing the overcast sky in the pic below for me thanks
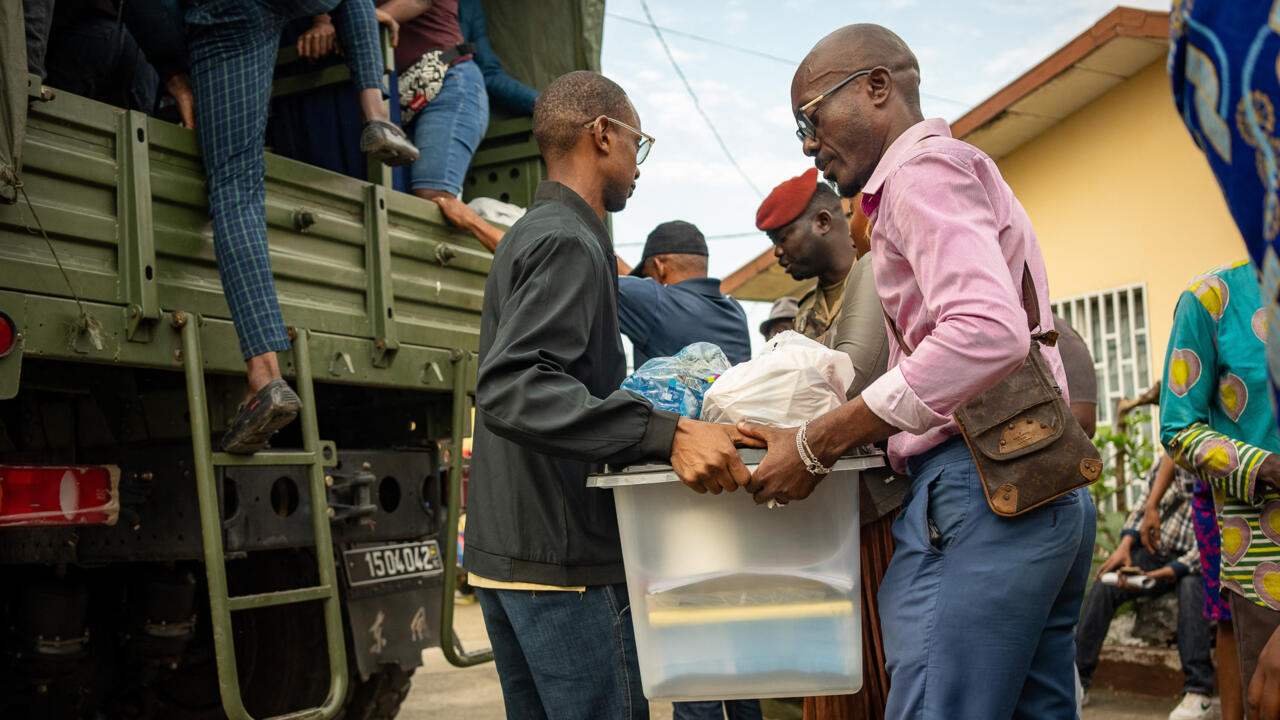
[599,0,1172,353]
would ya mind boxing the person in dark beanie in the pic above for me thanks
[617,220,751,367]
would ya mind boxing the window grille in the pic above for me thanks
[1052,284,1156,509]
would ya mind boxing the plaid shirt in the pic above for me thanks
[1122,462,1200,576]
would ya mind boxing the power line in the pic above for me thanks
[607,11,972,108]
[637,0,764,199]
[606,12,797,66]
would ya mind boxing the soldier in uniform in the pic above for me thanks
[755,168,855,346]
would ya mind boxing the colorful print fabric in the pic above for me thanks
[1169,0,1280,438]
[1160,260,1280,611]
[1192,478,1233,621]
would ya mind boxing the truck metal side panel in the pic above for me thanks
[0,90,489,389]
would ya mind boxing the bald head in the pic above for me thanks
[790,24,925,198]
[796,24,921,114]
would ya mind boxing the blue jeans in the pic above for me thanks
[1075,546,1214,695]
[476,584,648,720]
[672,700,762,720]
[879,437,1095,720]
[408,58,488,196]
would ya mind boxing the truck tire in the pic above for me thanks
[341,666,415,720]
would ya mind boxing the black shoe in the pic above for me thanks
[360,119,419,167]
[221,380,301,454]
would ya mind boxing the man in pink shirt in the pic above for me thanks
[741,24,1095,719]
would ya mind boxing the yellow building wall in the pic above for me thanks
[994,59,1244,387]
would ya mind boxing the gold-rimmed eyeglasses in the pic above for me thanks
[584,116,655,164]
[794,68,873,142]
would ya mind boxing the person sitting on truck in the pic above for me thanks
[377,0,489,203]
[185,0,418,453]
[271,0,535,189]
[41,0,194,128]
[462,69,754,719]
[457,0,537,117]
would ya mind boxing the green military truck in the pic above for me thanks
[0,3,605,718]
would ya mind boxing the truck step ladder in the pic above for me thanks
[176,313,348,720]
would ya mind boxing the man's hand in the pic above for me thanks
[1096,536,1134,580]
[432,194,482,230]
[1144,566,1176,583]
[669,419,755,495]
[738,421,820,505]
[165,73,195,130]
[375,9,400,47]
[1248,625,1280,720]
[1140,505,1162,555]
[298,15,338,60]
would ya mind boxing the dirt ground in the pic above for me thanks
[398,599,1179,720]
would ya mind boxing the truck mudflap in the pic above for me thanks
[340,539,445,678]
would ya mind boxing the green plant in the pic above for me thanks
[1088,411,1156,576]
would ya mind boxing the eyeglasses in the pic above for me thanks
[584,116,655,164]
[794,68,873,142]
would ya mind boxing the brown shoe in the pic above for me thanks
[360,119,419,167]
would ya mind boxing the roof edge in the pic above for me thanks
[950,6,1169,139]
[719,246,778,296]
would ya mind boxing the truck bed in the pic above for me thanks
[0,88,492,395]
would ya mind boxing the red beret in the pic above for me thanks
[756,168,819,231]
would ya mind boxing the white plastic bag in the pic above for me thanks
[700,331,855,427]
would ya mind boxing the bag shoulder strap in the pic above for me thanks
[880,262,1057,359]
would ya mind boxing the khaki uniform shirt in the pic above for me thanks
[794,274,849,347]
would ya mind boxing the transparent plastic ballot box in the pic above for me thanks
[588,448,884,702]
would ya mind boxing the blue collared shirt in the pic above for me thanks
[617,276,751,368]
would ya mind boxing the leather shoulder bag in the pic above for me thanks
[882,264,1102,516]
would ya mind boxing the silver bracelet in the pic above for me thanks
[795,421,833,476]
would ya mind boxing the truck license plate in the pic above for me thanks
[344,540,443,587]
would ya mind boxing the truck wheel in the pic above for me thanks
[341,666,415,720]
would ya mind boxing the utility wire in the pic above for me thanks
[607,12,797,66]
[608,11,972,108]
[637,0,764,199]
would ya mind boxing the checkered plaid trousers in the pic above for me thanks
[186,0,384,359]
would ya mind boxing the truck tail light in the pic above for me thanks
[0,311,16,358]
[0,465,120,527]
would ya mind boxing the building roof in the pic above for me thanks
[719,245,811,302]
[952,6,1169,159]
[722,5,1170,303]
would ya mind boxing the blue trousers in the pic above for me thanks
[672,699,762,720]
[879,437,1095,720]
[1075,545,1214,695]
[186,0,384,360]
[476,584,648,720]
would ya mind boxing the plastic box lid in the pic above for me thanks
[588,448,885,488]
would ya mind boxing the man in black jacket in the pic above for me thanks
[464,71,752,720]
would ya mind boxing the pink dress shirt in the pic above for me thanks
[858,118,1069,473]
